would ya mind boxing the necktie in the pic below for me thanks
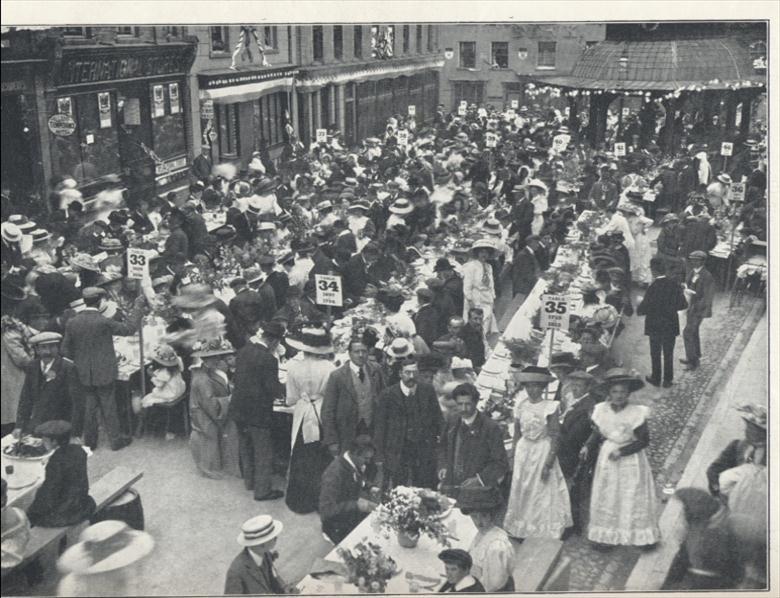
[358,367,365,383]
[482,263,491,287]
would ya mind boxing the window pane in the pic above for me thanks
[427,25,433,52]
[114,26,135,35]
[537,41,556,67]
[353,25,363,58]
[403,25,410,53]
[491,42,508,68]
[263,26,277,49]
[313,26,324,61]
[63,26,89,37]
[333,25,343,60]
[211,27,227,52]
[416,25,422,52]
[459,41,476,68]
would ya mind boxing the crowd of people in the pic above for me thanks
[0,93,768,593]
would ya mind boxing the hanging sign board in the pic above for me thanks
[316,128,328,143]
[720,142,733,157]
[169,83,180,114]
[152,85,165,118]
[48,113,77,136]
[552,134,569,153]
[540,294,570,331]
[314,274,343,307]
[127,248,150,280]
[407,105,416,116]
[614,142,626,157]
[622,107,630,118]
[98,92,112,128]
[458,104,467,116]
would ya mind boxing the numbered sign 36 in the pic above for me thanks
[614,142,626,157]
[720,142,733,157]
[540,294,570,331]
[127,248,150,280]
[316,128,328,144]
[315,274,343,307]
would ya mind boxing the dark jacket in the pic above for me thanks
[557,395,596,479]
[161,226,189,270]
[459,324,486,370]
[321,362,384,450]
[413,303,441,348]
[61,305,142,387]
[438,412,509,490]
[27,444,96,528]
[637,276,688,337]
[374,383,442,479]
[224,549,285,595]
[229,341,283,428]
[686,267,716,319]
[342,254,377,300]
[253,281,278,323]
[17,357,79,435]
[192,154,212,183]
[184,211,210,258]
[706,439,766,496]
[512,246,540,296]
[509,198,534,240]
[265,271,289,309]
[680,218,717,256]
[229,288,265,334]
[318,455,365,524]
[226,207,254,246]
[442,273,465,317]
[438,577,486,593]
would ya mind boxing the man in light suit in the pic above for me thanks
[61,287,143,450]
[321,338,384,457]
[637,257,688,387]
[681,250,716,371]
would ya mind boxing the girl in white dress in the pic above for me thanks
[627,205,654,286]
[503,366,572,539]
[461,239,499,336]
[581,369,660,547]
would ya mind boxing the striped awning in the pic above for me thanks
[198,65,298,104]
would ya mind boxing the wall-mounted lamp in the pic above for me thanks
[444,47,454,60]
[517,47,528,61]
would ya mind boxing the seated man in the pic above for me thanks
[319,435,378,544]
[437,548,486,593]
[26,420,96,528]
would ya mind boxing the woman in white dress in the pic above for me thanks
[527,179,549,236]
[461,239,499,336]
[627,204,654,286]
[580,368,660,547]
[503,366,572,539]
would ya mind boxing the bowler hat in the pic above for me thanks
[549,352,578,371]
[82,286,106,300]
[433,258,455,272]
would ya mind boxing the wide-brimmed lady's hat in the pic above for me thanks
[151,344,181,368]
[194,338,235,359]
[171,283,217,309]
[736,403,766,430]
[316,199,334,212]
[385,337,414,360]
[237,515,283,547]
[455,486,503,514]
[567,370,596,384]
[243,267,264,284]
[616,200,637,213]
[599,367,645,392]
[481,218,503,237]
[527,179,548,193]
[99,237,124,252]
[470,238,496,254]
[7,215,36,232]
[348,200,370,212]
[70,253,101,272]
[1,222,22,243]
[549,352,578,371]
[514,365,555,385]
[57,520,155,575]
[286,326,334,355]
[389,198,414,215]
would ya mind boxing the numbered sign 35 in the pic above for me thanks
[540,294,570,331]
[127,248,150,280]
[315,274,343,307]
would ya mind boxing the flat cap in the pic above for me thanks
[438,548,472,570]
[29,331,63,346]
[35,419,72,438]
[82,286,106,300]
[688,250,708,261]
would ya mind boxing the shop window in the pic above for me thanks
[459,41,476,69]
[160,26,180,41]
[416,25,423,53]
[254,92,290,147]
[491,42,509,68]
[152,83,187,160]
[333,25,343,60]
[427,25,434,53]
[353,25,363,58]
[210,26,229,53]
[403,25,410,53]
[216,104,239,158]
[114,26,138,36]
[312,26,324,62]
[537,41,557,69]
[62,26,92,37]
[263,26,278,50]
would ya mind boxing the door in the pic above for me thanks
[0,93,33,199]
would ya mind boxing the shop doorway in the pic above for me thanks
[1,93,34,199]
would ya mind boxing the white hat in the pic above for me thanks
[389,198,414,215]
[257,221,276,231]
[527,179,548,193]
[57,520,154,575]
[717,173,732,185]
[237,515,284,547]
[1,222,22,243]
[451,357,474,370]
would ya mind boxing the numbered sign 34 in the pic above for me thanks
[540,294,570,331]
[315,274,343,307]
[127,248,150,280]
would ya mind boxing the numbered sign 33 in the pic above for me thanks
[540,294,570,331]
[127,248,150,280]
[315,274,343,307]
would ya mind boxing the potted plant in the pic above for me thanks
[374,486,452,548]
[337,540,399,593]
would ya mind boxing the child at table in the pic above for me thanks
[138,345,185,410]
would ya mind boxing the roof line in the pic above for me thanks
[717,39,741,79]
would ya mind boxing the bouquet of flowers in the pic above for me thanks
[374,486,452,546]
[337,540,399,593]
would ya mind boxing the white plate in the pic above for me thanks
[6,471,40,490]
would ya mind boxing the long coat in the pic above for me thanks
[27,444,96,528]
[16,357,79,435]
[413,303,441,349]
[224,549,285,595]
[229,342,283,429]
[636,276,688,338]
[438,412,509,490]
[686,267,716,319]
[511,246,540,296]
[557,395,596,479]
[321,362,384,451]
[1,318,36,425]
[374,383,442,478]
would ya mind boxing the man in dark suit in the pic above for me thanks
[437,383,509,498]
[229,322,286,501]
[341,243,381,302]
[258,255,288,309]
[460,308,486,371]
[435,258,464,317]
[228,277,264,349]
[637,257,688,387]
[511,235,541,298]
[14,332,79,437]
[412,288,440,348]
[679,206,718,257]
[681,251,716,371]
[61,287,142,450]
[319,435,379,544]
[331,219,358,256]
[246,267,277,324]
[322,338,384,457]
[508,185,534,242]
[225,515,287,595]
[191,145,213,184]
[374,356,442,490]
[159,209,189,275]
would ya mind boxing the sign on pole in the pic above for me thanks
[728,181,746,202]
[485,132,497,148]
[316,128,328,144]
[506,108,516,119]
[552,134,569,153]
[511,99,519,109]
[614,142,626,157]
[720,142,733,157]
[397,129,409,147]
[315,274,343,307]
[458,104,467,116]
[540,294,570,331]
[408,105,416,116]
[127,248,150,280]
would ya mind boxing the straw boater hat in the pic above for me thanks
[389,198,414,215]
[736,403,766,430]
[99,237,124,252]
[243,267,264,284]
[687,250,708,262]
[1,222,22,243]
[598,368,645,392]
[7,215,36,232]
[514,365,555,385]
[194,338,235,359]
[451,357,474,370]
[527,179,548,193]
[716,173,732,185]
[237,515,283,547]
[30,229,52,244]
[70,253,101,272]
[616,200,636,213]
[257,221,276,232]
[286,327,334,355]
[29,331,63,346]
[481,218,503,237]
[348,200,370,212]
[385,337,414,360]
[567,370,596,385]
[316,199,334,212]
[57,520,155,575]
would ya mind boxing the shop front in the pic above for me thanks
[46,42,196,204]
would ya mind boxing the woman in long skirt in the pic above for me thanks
[503,367,572,539]
[284,327,336,514]
[581,368,660,547]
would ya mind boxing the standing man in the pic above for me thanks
[637,258,688,387]
[321,338,384,457]
[374,356,442,490]
[460,308,486,372]
[681,251,715,371]
[229,322,286,501]
[228,276,264,349]
[61,287,142,450]
[412,287,440,349]
[511,234,541,298]
[191,145,213,185]
[245,267,277,324]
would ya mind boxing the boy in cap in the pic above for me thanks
[680,250,715,370]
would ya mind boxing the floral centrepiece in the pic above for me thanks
[337,539,399,593]
[374,486,452,547]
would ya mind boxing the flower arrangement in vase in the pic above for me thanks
[374,486,452,548]
[337,539,400,593]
